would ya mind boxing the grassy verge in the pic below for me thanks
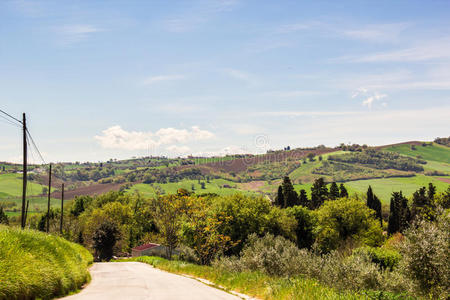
[0,225,93,299]
[118,256,364,299]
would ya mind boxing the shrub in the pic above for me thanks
[353,247,401,270]
[398,211,449,299]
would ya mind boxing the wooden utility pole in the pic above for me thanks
[24,200,29,228]
[46,163,52,233]
[21,113,27,229]
[60,183,64,234]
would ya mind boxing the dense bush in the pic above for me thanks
[0,226,93,299]
[353,247,401,270]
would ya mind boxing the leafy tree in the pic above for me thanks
[0,207,8,225]
[314,197,383,253]
[339,183,348,198]
[329,182,340,200]
[411,184,436,221]
[366,186,382,226]
[311,178,328,209]
[388,192,410,234]
[287,206,315,249]
[427,182,436,200]
[71,195,93,217]
[298,189,308,207]
[275,185,283,207]
[92,220,120,261]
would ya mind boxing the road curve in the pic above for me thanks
[62,262,240,300]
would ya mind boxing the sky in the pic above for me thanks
[0,0,449,163]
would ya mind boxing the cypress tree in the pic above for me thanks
[311,178,328,209]
[388,191,410,234]
[427,183,436,200]
[388,193,399,235]
[339,183,348,198]
[329,182,340,200]
[275,185,284,207]
[299,189,308,207]
[367,186,382,226]
[282,176,298,207]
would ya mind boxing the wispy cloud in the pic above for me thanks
[254,111,360,117]
[224,68,257,85]
[341,38,450,62]
[341,23,409,43]
[57,24,103,45]
[142,75,185,85]
[163,0,239,33]
[352,88,387,108]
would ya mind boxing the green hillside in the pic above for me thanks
[0,173,46,197]
[384,143,450,164]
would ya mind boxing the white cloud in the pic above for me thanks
[142,75,185,85]
[352,88,387,108]
[341,23,409,43]
[166,145,191,154]
[254,111,360,117]
[192,145,251,157]
[95,125,214,150]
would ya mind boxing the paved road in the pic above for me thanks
[63,262,240,300]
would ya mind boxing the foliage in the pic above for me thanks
[311,177,328,209]
[387,192,410,235]
[411,183,436,221]
[0,226,92,299]
[314,197,384,253]
[329,182,340,200]
[0,207,8,225]
[276,176,299,208]
[92,220,120,261]
[353,247,402,271]
[366,186,382,226]
[286,205,315,249]
[399,211,450,299]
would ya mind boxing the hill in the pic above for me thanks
[0,140,449,211]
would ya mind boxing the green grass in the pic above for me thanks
[0,226,93,299]
[384,143,450,164]
[0,196,61,215]
[344,175,450,203]
[422,160,450,173]
[118,256,363,299]
[0,173,46,197]
[128,179,256,198]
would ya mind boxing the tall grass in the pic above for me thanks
[0,225,93,299]
[125,256,363,299]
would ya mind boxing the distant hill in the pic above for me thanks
[0,140,449,215]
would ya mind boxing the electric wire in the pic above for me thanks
[0,109,22,124]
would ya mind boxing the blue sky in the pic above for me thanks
[1,0,449,163]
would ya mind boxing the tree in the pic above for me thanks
[311,178,328,209]
[339,183,348,198]
[200,182,206,189]
[287,206,315,249]
[411,185,436,221]
[388,192,410,234]
[366,186,382,226]
[0,207,8,225]
[281,176,298,208]
[92,220,120,261]
[314,197,383,253]
[275,185,283,207]
[307,153,315,162]
[329,182,340,200]
[71,195,92,217]
[298,189,308,207]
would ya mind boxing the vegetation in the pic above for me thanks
[0,226,92,299]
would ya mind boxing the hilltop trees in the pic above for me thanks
[366,186,382,226]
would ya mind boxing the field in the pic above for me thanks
[128,178,257,198]
[0,226,93,299]
[384,142,450,164]
[0,173,46,197]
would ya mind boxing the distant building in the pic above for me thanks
[131,243,179,258]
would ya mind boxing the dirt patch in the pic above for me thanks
[50,183,123,200]
[240,181,266,191]
[437,177,450,184]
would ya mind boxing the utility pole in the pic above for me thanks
[24,200,29,228]
[60,183,64,234]
[46,163,52,233]
[21,113,27,229]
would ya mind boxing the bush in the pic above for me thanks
[399,211,449,298]
[353,247,401,270]
[0,226,93,299]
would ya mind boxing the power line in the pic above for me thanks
[0,109,22,124]
[26,129,46,165]
[0,114,21,128]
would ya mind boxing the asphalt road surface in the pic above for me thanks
[62,262,240,300]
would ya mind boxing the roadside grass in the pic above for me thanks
[344,175,450,203]
[128,179,256,198]
[383,143,450,164]
[117,256,364,300]
[0,225,93,299]
[0,173,45,197]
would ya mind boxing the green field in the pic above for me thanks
[384,143,450,164]
[422,160,450,173]
[0,173,46,197]
[344,175,449,203]
[128,178,256,198]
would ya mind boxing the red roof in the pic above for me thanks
[132,243,160,251]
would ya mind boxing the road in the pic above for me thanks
[62,262,240,300]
